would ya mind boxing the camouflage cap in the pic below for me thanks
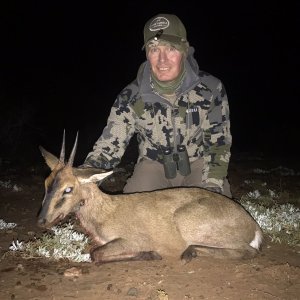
[143,14,188,50]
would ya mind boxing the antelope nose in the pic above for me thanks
[37,218,46,227]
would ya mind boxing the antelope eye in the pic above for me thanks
[64,187,73,194]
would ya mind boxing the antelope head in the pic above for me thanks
[37,131,112,229]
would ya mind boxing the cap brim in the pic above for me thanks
[142,34,186,50]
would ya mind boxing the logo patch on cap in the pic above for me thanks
[149,17,169,32]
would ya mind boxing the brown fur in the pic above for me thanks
[37,145,263,265]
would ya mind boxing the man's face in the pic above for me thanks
[147,43,184,82]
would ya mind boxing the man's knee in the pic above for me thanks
[123,159,167,193]
[222,178,232,198]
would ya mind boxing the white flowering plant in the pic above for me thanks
[241,177,300,245]
[9,222,91,262]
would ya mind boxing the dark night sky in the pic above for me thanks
[0,1,299,165]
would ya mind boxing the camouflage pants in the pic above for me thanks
[123,158,232,198]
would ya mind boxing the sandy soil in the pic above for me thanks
[0,154,299,300]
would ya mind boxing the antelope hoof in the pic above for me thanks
[90,247,105,264]
[181,246,197,264]
[134,251,162,261]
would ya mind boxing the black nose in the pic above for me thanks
[37,218,46,227]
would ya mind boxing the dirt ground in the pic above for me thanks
[0,153,300,300]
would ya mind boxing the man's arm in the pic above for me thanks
[83,88,137,169]
[202,80,232,191]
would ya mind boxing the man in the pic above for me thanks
[82,13,232,197]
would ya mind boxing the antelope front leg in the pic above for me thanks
[91,238,162,265]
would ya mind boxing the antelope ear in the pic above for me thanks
[39,146,60,170]
[75,168,113,183]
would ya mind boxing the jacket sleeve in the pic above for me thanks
[83,87,137,169]
[202,80,232,190]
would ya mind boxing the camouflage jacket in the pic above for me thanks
[84,48,232,189]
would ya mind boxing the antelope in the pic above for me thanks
[37,132,263,264]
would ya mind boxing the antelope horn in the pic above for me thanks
[59,129,66,164]
[68,131,78,167]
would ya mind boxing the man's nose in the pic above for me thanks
[159,50,167,62]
